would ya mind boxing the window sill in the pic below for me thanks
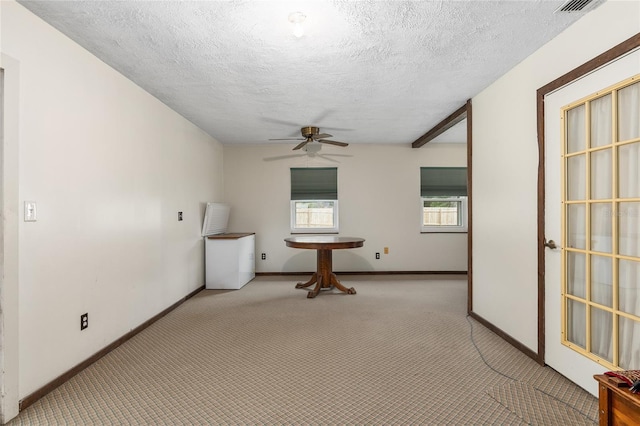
[291,231,340,235]
[421,231,468,234]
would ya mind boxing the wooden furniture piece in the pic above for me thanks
[594,374,640,425]
[284,236,365,298]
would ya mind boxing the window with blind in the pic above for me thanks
[290,167,338,233]
[420,167,468,233]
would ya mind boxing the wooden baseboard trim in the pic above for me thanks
[468,311,543,365]
[257,271,468,276]
[19,285,205,412]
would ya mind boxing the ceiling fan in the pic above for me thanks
[269,126,349,150]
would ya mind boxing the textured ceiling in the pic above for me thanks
[18,0,601,146]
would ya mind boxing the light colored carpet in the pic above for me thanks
[10,276,598,425]
[486,382,595,425]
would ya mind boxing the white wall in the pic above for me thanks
[223,142,468,273]
[472,0,640,353]
[2,0,224,407]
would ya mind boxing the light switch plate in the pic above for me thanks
[24,201,37,222]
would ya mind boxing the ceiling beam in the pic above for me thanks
[411,104,468,148]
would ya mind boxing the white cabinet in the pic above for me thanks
[205,233,255,289]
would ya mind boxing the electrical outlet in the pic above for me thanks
[178,211,183,221]
[80,313,88,331]
[375,252,380,259]
[261,253,266,260]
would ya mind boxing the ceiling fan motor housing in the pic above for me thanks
[301,126,320,138]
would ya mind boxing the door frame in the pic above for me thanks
[0,54,21,422]
[536,33,640,365]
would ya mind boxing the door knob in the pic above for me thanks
[544,239,558,249]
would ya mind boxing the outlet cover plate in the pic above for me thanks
[24,201,37,222]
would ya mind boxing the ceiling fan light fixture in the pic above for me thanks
[303,143,322,155]
[288,12,306,38]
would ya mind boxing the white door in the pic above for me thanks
[545,50,640,395]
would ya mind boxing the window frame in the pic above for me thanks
[420,166,468,234]
[290,167,339,234]
[290,199,339,234]
[420,196,468,233]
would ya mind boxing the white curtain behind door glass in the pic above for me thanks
[591,94,612,147]
[567,104,586,153]
[590,96,613,354]
[619,82,640,141]
[617,82,640,368]
[564,79,640,368]
[591,149,612,199]
[590,199,613,363]
[588,98,614,362]
[591,255,613,362]
[567,204,586,249]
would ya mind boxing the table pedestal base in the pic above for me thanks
[295,249,356,298]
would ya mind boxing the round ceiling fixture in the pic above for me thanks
[288,12,306,38]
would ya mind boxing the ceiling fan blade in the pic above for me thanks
[293,140,311,150]
[269,138,304,141]
[318,139,349,147]
[321,126,355,132]
[312,133,333,140]
[261,117,300,127]
[263,154,306,162]
[320,153,353,158]
[315,154,339,163]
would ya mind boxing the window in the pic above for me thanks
[420,167,468,233]
[561,76,640,370]
[290,167,338,233]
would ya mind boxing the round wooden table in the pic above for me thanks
[284,236,365,298]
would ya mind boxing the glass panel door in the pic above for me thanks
[562,76,640,370]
